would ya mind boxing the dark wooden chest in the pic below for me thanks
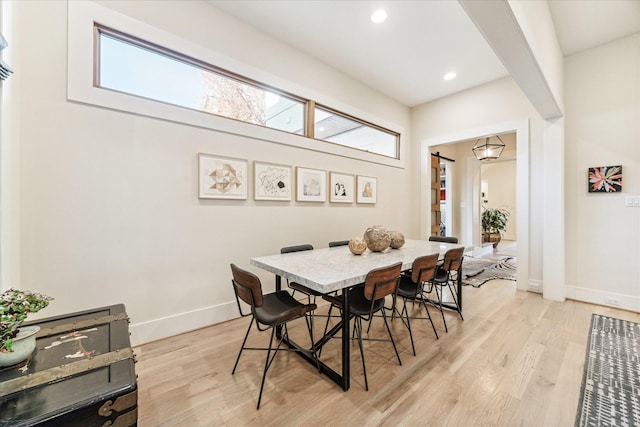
[0,304,137,426]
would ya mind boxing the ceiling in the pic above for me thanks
[208,1,640,108]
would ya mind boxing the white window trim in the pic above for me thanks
[67,1,406,168]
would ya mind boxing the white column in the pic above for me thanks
[542,118,565,301]
[0,0,20,291]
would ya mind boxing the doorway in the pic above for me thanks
[419,120,529,293]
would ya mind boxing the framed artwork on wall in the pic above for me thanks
[588,165,622,193]
[329,172,354,203]
[198,153,248,199]
[254,161,292,201]
[357,175,377,204]
[296,167,326,202]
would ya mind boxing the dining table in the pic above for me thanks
[250,238,464,391]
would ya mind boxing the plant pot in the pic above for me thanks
[482,232,501,248]
[0,325,40,368]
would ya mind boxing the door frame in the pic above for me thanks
[420,119,529,292]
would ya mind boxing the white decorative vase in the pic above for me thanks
[0,325,40,367]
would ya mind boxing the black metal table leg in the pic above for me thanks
[275,275,282,338]
[274,274,350,390]
[457,267,462,311]
[341,289,350,391]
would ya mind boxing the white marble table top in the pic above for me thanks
[250,239,463,294]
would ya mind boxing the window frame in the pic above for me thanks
[313,103,400,159]
[68,1,405,167]
[94,24,309,136]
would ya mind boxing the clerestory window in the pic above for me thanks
[95,25,399,159]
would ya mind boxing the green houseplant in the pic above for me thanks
[481,208,510,248]
[1,288,53,353]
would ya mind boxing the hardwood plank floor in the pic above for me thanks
[133,281,640,426]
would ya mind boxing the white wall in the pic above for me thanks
[8,0,411,345]
[482,160,517,241]
[0,0,20,293]
[564,34,640,311]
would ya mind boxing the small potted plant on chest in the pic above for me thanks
[481,208,510,248]
[1,288,53,367]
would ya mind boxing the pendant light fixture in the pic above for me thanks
[472,135,505,161]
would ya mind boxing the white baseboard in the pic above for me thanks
[528,280,542,293]
[129,301,238,347]
[566,285,640,313]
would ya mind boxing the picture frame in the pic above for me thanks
[329,172,355,203]
[198,153,248,199]
[588,165,622,193]
[296,167,327,202]
[356,175,377,204]
[254,161,292,201]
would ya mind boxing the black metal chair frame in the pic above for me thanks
[425,247,465,332]
[393,254,440,356]
[230,264,319,409]
[280,244,323,302]
[283,243,347,327]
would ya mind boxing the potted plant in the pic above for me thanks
[1,288,53,366]
[481,208,509,248]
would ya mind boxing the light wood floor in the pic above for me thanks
[134,281,640,426]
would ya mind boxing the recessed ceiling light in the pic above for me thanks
[371,10,387,23]
[444,72,457,81]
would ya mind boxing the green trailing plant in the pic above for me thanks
[481,208,510,235]
[1,288,53,352]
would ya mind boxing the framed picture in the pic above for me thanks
[329,172,354,203]
[588,165,622,193]
[254,161,292,201]
[296,167,326,202]
[198,153,248,199]
[357,175,377,204]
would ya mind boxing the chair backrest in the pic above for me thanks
[411,253,439,284]
[328,240,349,247]
[428,235,459,244]
[230,263,263,308]
[364,262,402,301]
[281,244,314,254]
[441,247,465,272]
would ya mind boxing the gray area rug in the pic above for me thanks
[461,255,516,287]
[575,314,640,426]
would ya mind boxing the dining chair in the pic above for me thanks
[282,244,340,334]
[426,246,465,332]
[323,241,349,325]
[230,263,319,409]
[280,244,323,303]
[394,254,440,355]
[322,262,403,391]
[428,235,459,244]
